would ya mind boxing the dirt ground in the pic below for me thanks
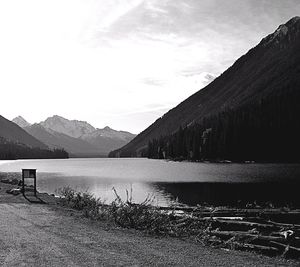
[0,182,298,267]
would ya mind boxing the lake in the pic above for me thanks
[0,158,300,207]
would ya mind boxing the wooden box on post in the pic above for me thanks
[22,169,37,196]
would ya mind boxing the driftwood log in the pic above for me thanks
[158,205,300,258]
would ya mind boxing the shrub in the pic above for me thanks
[58,186,104,219]
[57,186,207,237]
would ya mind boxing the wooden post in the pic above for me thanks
[22,169,25,196]
[34,175,37,196]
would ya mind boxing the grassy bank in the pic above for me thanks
[58,186,207,237]
[1,184,295,267]
[58,187,300,259]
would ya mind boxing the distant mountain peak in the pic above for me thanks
[52,115,65,120]
[1,115,46,149]
[261,16,300,47]
[103,126,112,131]
[40,115,95,138]
[287,16,300,24]
[12,116,31,128]
[49,115,93,127]
[13,115,27,121]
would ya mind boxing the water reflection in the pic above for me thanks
[1,159,300,207]
[152,182,300,207]
[34,173,172,206]
[5,171,299,207]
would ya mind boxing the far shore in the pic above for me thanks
[2,156,300,164]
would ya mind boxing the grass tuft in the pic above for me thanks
[58,186,108,219]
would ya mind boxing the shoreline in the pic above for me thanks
[1,169,300,209]
[0,181,299,265]
[2,156,300,163]
[2,180,300,262]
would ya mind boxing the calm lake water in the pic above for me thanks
[0,158,300,207]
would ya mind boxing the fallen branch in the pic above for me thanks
[268,220,300,229]
[270,241,300,252]
[208,230,286,242]
[206,218,275,229]
[231,241,279,253]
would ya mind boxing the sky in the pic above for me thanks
[0,0,300,133]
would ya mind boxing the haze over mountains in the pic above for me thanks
[110,17,300,161]
[12,115,136,157]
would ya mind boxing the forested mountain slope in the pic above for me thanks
[110,17,300,160]
[0,115,47,149]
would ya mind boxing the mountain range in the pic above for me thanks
[0,115,47,149]
[12,115,136,157]
[3,17,300,161]
[110,17,300,161]
[0,115,68,160]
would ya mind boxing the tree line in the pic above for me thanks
[0,137,69,160]
[147,88,300,162]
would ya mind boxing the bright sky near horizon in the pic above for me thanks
[0,0,300,133]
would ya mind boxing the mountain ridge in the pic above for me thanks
[0,115,47,149]
[23,123,101,156]
[110,16,300,158]
[40,115,96,138]
[261,16,300,47]
[12,116,31,128]
[13,115,136,156]
[0,114,69,159]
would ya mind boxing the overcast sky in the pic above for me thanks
[0,0,299,133]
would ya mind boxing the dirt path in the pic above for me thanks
[0,203,297,266]
[0,183,298,266]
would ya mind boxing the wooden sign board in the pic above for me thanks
[22,169,36,178]
[22,169,37,196]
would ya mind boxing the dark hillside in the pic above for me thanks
[0,116,47,149]
[110,17,300,159]
[24,124,101,155]
[0,136,68,160]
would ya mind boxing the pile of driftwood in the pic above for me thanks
[159,206,300,258]
[58,186,300,258]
